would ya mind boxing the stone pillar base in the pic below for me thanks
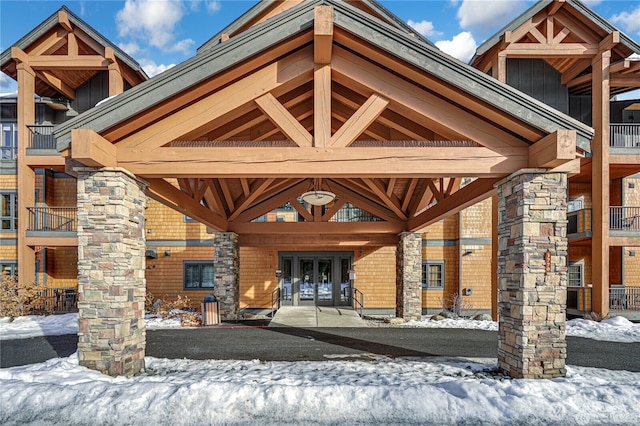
[76,168,147,377]
[214,232,240,320]
[497,170,568,379]
[396,232,422,321]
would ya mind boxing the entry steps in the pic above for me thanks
[269,306,367,328]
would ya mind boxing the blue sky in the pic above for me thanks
[1,0,640,94]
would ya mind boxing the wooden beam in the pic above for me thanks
[118,47,314,150]
[255,93,313,147]
[321,198,347,221]
[36,70,75,99]
[332,47,528,151]
[229,221,404,235]
[146,178,228,231]
[71,129,117,167]
[408,178,499,231]
[427,179,443,202]
[120,146,528,177]
[331,94,389,147]
[331,181,401,223]
[314,6,333,64]
[599,31,620,51]
[528,130,576,168]
[219,179,236,211]
[58,10,73,32]
[561,59,591,85]
[293,199,314,222]
[239,233,398,247]
[228,178,276,221]
[232,180,310,223]
[504,43,598,57]
[314,64,332,147]
[401,178,418,212]
[362,178,407,220]
[548,0,565,16]
[17,54,111,70]
[386,178,396,197]
[67,32,78,56]
[27,29,67,56]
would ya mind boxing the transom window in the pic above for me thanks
[183,261,214,290]
[1,192,17,231]
[422,261,444,289]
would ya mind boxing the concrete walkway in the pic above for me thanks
[269,306,366,327]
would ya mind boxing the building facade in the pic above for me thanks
[1,0,639,377]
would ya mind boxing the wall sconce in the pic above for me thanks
[463,249,473,256]
[630,250,636,257]
[164,250,172,257]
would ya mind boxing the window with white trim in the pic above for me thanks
[568,262,583,287]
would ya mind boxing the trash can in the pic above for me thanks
[201,294,220,325]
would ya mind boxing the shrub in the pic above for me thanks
[439,293,473,319]
[145,291,201,326]
[0,273,42,317]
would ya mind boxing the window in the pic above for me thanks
[1,262,17,276]
[1,123,18,160]
[183,261,214,289]
[1,192,17,231]
[567,198,583,213]
[422,261,444,289]
[568,263,583,287]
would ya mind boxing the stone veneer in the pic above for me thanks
[497,170,568,379]
[76,168,147,376]
[213,232,240,320]
[396,232,422,321]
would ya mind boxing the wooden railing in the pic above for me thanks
[27,207,77,232]
[26,125,56,150]
[610,206,640,231]
[567,209,592,235]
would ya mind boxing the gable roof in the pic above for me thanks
[53,0,593,152]
[0,5,147,81]
[196,0,435,53]
[472,0,640,63]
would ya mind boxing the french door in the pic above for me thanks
[279,252,353,306]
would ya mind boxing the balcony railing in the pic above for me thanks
[610,287,640,311]
[610,206,640,231]
[567,208,592,236]
[567,286,640,314]
[329,204,381,222]
[26,125,56,150]
[610,123,640,148]
[27,207,77,232]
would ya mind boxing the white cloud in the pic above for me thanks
[0,73,16,91]
[116,0,188,51]
[165,38,195,54]
[435,31,477,62]
[118,41,141,56]
[456,0,527,37]
[407,19,442,38]
[138,59,176,77]
[206,1,221,14]
[611,6,640,35]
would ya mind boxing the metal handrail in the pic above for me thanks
[352,287,364,317]
[610,123,640,148]
[27,207,77,232]
[610,287,640,311]
[26,125,56,150]
[270,287,281,318]
[610,206,640,231]
[33,287,78,313]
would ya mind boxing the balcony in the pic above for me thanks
[26,125,57,151]
[610,206,640,235]
[567,286,640,316]
[27,206,76,232]
[567,208,592,240]
[610,123,640,152]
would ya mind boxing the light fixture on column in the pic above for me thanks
[300,178,336,206]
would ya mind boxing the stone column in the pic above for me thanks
[213,232,239,320]
[396,232,422,321]
[497,170,568,379]
[76,168,147,377]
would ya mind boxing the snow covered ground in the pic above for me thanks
[1,314,639,425]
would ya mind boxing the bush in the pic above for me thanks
[145,291,202,326]
[0,273,42,317]
[439,293,473,319]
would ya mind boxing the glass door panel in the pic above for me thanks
[299,259,315,305]
[340,258,351,304]
[282,257,292,304]
[317,259,333,303]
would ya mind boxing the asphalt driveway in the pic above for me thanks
[2,327,639,371]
